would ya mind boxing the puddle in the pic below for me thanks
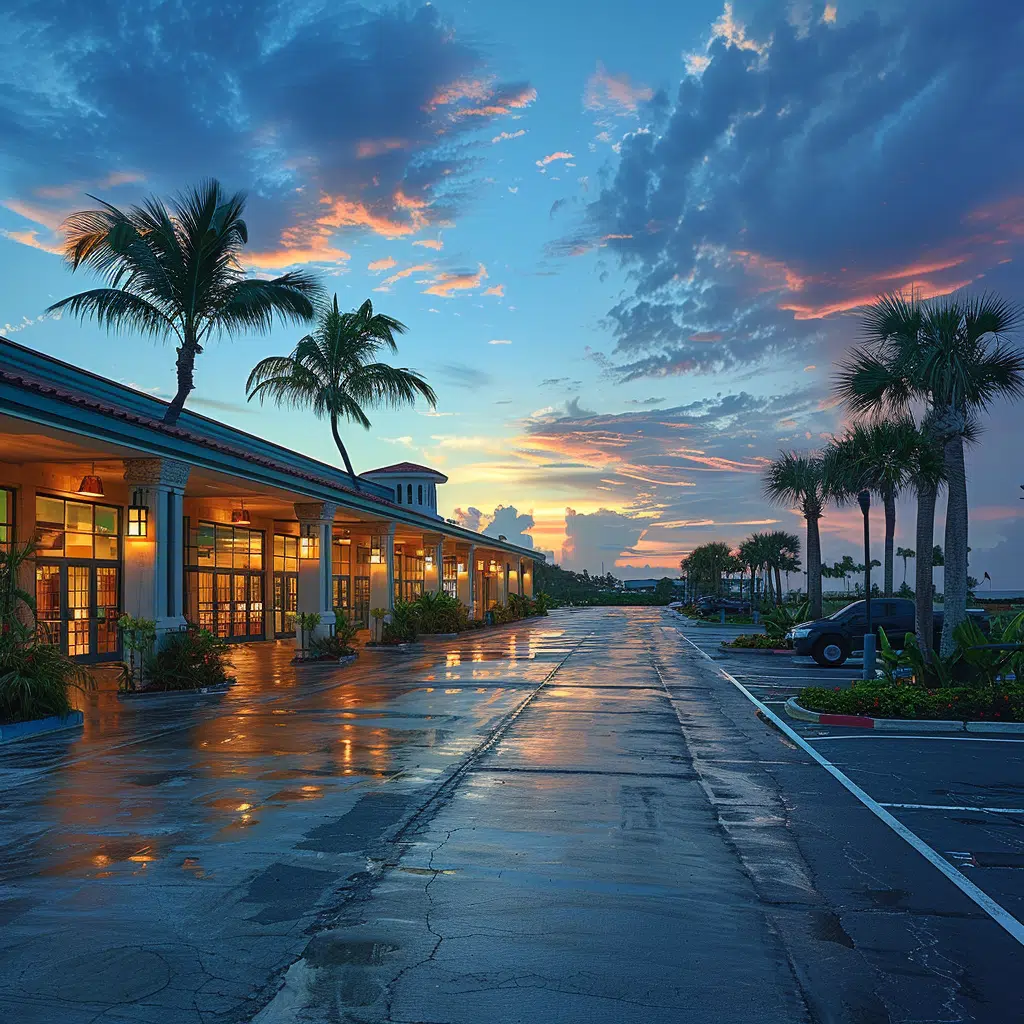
[39,836,166,877]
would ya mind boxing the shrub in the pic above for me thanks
[411,591,469,634]
[143,626,232,691]
[117,614,156,693]
[308,633,356,659]
[333,611,361,648]
[381,600,418,644]
[729,633,790,650]
[764,602,809,642]
[798,681,1024,721]
[0,540,93,722]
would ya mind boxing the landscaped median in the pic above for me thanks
[787,682,1024,733]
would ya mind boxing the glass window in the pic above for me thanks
[94,506,118,536]
[407,484,413,504]
[36,495,65,556]
[36,495,119,561]
[396,485,402,503]
[0,488,13,550]
[417,484,423,504]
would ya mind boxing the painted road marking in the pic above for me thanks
[881,803,1024,815]
[810,734,1024,744]
[677,630,1024,949]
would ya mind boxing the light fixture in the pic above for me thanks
[77,463,104,498]
[424,552,434,569]
[489,559,498,574]
[231,499,251,525]
[127,488,149,538]
[370,537,383,564]
[300,522,319,560]
[476,559,484,572]
[457,560,466,573]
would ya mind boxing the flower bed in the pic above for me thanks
[726,634,791,650]
[797,681,1024,721]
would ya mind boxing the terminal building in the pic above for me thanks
[0,337,540,662]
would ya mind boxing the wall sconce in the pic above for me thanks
[231,500,251,525]
[476,559,484,572]
[127,489,149,538]
[77,462,105,498]
[424,552,434,568]
[299,523,319,560]
[370,537,383,564]
[457,560,466,573]
[489,559,498,574]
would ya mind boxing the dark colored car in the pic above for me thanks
[787,598,989,667]
[694,596,752,616]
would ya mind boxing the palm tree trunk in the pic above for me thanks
[330,415,361,490]
[806,513,823,620]
[883,490,896,598]
[940,435,969,658]
[164,340,199,425]
[915,480,937,653]
[774,565,783,605]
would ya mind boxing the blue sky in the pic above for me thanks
[3,0,1024,581]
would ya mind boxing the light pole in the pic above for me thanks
[858,489,875,677]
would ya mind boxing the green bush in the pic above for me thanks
[410,591,469,634]
[143,626,232,690]
[0,540,93,722]
[308,633,356,659]
[381,600,418,644]
[332,611,361,648]
[764,602,809,642]
[798,681,1024,721]
[728,633,790,649]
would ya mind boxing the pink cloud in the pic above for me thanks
[413,238,444,250]
[355,138,408,159]
[583,63,653,114]
[422,264,488,297]
[368,256,397,272]
[536,151,574,168]
[492,130,527,143]
[483,284,505,297]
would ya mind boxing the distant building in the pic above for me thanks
[623,578,683,594]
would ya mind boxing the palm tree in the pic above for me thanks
[822,418,918,597]
[761,530,801,605]
[896,546,915,586]
[48,179,319,425]
[737,537,759,606]
[763,453,826,619]
[835,292,1023,655]
[246,295,437,484]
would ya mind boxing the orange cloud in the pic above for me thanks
[368,256,397,272]
[583,63,653,114]
[427,78,492,110]
[453,85,537,118]
[382,262,435,287]
[247,220,350,268]
[733,250,806,292]
[355,138,408,159]
[1,229,62,255]
[536,151,574,168]
[318,193,428,239]
[781,278,973,320]
[413,239,444,250]
[422,264,488,297]
[492,129,526,143]
[483,284,504,297]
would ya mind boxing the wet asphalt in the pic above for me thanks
[1,608,1022,1022]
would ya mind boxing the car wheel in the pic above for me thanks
[812,636,848,667]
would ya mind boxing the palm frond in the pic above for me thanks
[46,289,175,339]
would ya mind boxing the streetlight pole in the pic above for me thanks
[858,489,875,677]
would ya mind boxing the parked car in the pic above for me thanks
[694,596,752,616]
[787,598,990,667]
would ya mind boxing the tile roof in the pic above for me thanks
[361,461,449,481]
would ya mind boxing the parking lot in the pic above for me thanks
[676,614,1024,929]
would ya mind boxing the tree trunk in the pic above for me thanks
[940,434,969,658]
[164,340,200,425]
[883,489,896,598]
[774,565,783,605]
[806,513,823,619]
[914,479,937,653]
[330,416,361,490]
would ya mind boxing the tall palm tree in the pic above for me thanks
[763,453,826,619]
[761,530,800,605]
[835,292,1023,655]
[822,418,918,597]
[737,537,759,606]
[47,179,319,425]
[246,295,437,485]
[896,546,915,586]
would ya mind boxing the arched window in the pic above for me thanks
[417,484,423,504]
[407,483,413,504]
[396,485,402,503]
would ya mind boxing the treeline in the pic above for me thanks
[534,562,676,606]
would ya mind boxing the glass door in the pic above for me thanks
[34,563,121,662]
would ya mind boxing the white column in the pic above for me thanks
[122,458,191,644]
[369,523,396,634]
[294,501,337,649]
[522,558,534,598]
[458,544,476,618]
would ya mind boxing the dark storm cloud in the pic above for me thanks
[585,0,1024,378]
[0,0,533,260]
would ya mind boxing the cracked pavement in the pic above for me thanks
[3,610,1023,1023]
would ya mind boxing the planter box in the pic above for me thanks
[0,711,84,743]
[118,681,235,701]
[422,632,461,640]
[366,642,424,653]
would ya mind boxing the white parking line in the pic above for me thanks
[881,803,1024,815]
[811,734,1024,744]
[677,630,1024,949]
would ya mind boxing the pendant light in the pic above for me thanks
[231,499,251,525]
[77,462,105,498]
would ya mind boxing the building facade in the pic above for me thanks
[0,338,539,661]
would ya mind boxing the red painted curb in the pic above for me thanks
[817,712,875,729]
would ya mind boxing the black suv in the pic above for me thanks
[787,598,989,667]
[694,596,752,616]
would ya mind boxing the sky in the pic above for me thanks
[2,0,1024,583]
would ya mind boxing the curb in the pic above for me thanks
[117,681,235,700]
[0,710,84,743]
[784,697,1024,734]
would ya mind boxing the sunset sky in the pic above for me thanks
[2,0,1023,580]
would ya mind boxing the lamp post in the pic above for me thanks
[858,489,875,678]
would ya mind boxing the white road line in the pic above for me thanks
[677,630,1024,949]
[811,734,1024,744]
[881,803,1024,815]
